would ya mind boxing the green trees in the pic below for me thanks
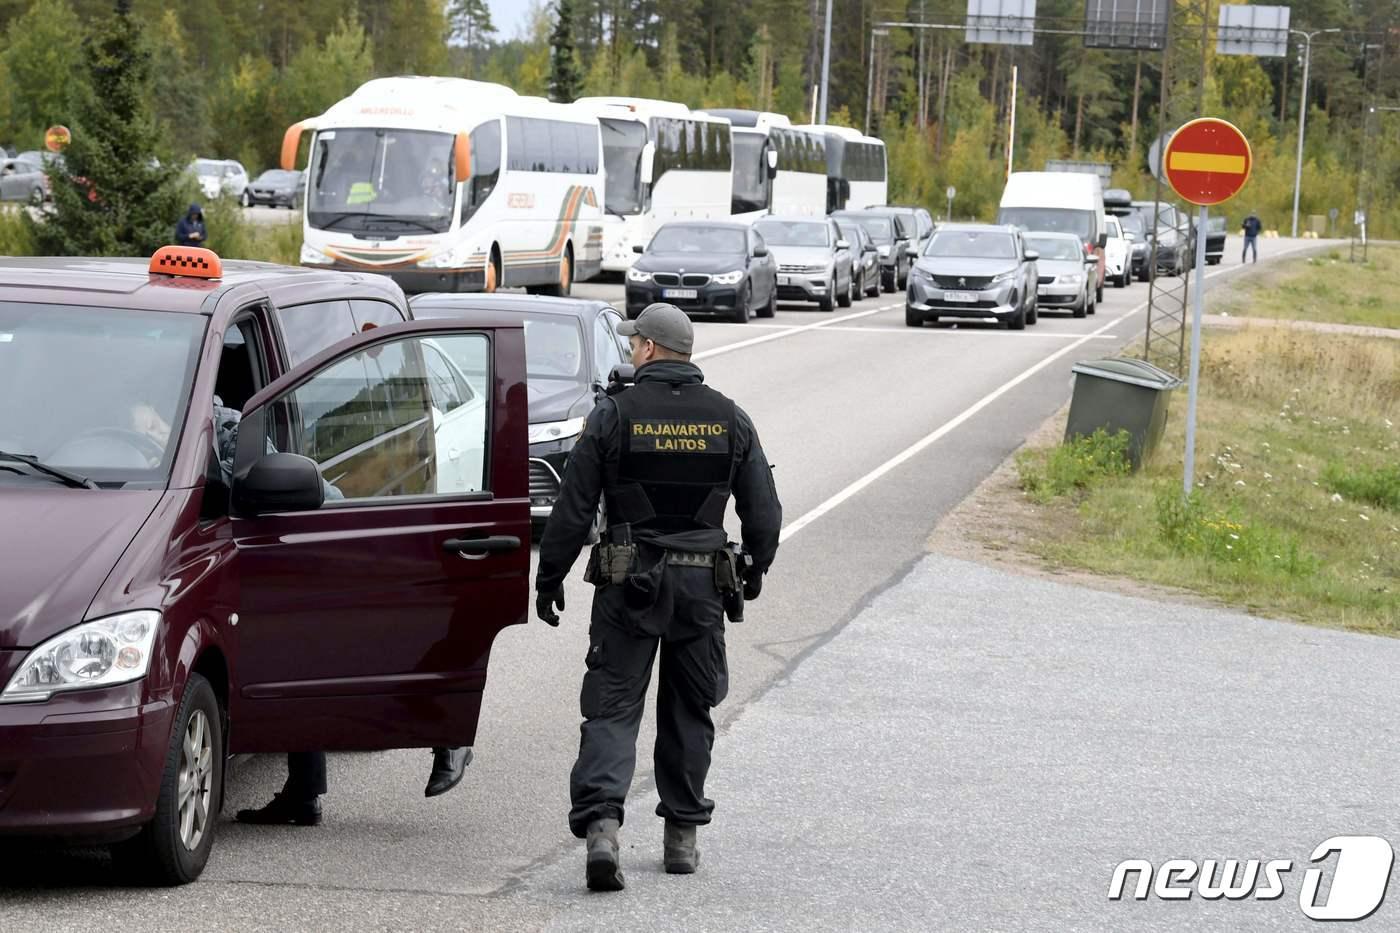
[0,0,85,148]
[548,0,584,103]
[31,2,187,256]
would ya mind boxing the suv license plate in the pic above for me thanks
[944,291,976,303]
[663,288,698,299]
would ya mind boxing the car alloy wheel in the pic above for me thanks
[240,190,250,208]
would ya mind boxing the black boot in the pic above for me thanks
[235,792,321,826]
[585,818,625,891]
[424,747,472,798]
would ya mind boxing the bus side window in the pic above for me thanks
[463,120,501,224]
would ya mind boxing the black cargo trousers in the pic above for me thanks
[568,552,730,839]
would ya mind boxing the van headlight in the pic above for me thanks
[528,417,587,445]
[2,611,160,703]
[712,270,745,285]
[300,242,334,265]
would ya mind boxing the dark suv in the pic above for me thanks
[0,248,530,883]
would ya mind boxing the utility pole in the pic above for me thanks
[818,0,834,123]
[1289,28,1340,238]
[864,29,889,135]
[1006,65,1018,179]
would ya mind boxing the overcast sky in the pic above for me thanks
[485,0,536,41]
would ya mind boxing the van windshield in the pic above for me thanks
[997,207,1095,242]
[0,304,204,487]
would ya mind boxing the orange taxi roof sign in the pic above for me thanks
[149,246,223,279]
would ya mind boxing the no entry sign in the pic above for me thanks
[1163,118,1252,206]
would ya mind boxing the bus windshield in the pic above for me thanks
[307,127,457,235]
[731,133,770,215]
[600,118,645,216]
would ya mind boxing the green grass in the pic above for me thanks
[0,205,36,255]
[1017,429,1132,504]
[1016,325,1400,633]
[1213,246,1400,330]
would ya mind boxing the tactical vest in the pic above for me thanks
[605,379,739,533]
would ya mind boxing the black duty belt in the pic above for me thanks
[667,551,716,568]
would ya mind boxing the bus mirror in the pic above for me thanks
[280,120,312,171]
[766,148,778,178]
[454,131,472,183]
[640,141,656,185]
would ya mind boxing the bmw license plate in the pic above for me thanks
[944,291,976,303]
[662,288,698,299]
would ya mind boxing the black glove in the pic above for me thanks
[742,568,763,601]
[536,586,565,626]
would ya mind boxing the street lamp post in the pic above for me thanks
[1289,28,1340,239]
[864,29,889,136]
[818,0,834,124]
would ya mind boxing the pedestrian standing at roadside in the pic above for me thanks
[1242,210,1262,263]
[534,302,782,892]
[174,203,206,248]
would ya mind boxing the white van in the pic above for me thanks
[997,171,1107,302]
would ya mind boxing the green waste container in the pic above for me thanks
[1065,358,1182,470]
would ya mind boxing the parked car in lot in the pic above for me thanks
[0,247,530,884]
[870,204,935,256]
[752,215,855,311]
[243,169,304,209]
[191,158,249,202]
[1103,215,1131,288]
[837,218,882,299]
[905,223,1039,330]
[831,209,915,292]
[0,157,47,204]
[626,220,778,323]
[411,292,630,529]
[1025,232,1096,317]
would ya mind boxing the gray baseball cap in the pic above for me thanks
[616,302,694,354]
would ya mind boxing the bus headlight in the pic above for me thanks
[300,243,333,265]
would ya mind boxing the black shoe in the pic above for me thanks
[585,818,625,891]
[424,747,472,798]
[235,792,321,826]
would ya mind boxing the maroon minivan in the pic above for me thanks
[0,248,530,883]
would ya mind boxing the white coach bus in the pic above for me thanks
[571,97,733,272]
[697,109,828,222]
[283,76,605,293]
[792,123,888,213]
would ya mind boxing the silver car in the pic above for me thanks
[0,157,47,204]
[836,219,882,299]
[1025,232,1096,317]
[752,216,856,311]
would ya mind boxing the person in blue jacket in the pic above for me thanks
[174,204,207,247]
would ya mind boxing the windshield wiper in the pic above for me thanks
[0,450,99,489]
[363,217,442,235]
[311,211,375,231]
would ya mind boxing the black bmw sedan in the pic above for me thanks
[410,292,633,530]
[626,221,778,323]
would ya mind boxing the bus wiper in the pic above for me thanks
[0,450,99,489]
[312,212,375,231]
[363,217,442,234]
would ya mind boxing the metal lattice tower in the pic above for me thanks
[1142,0,1212,376]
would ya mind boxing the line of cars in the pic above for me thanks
[622,205,934,321]
[189,158,305,209]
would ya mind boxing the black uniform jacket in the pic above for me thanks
[535,360,782,594]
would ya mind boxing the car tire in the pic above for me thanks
[1072,291,1088,318]
[758,284,776,318]
[865,269,880,298]
[837,271,853,308]
[1096,282,1104,302]
[1026,298,1038,325]
[1009,303,1027,330]
[904,304,922,327]
[113,673,223,886]
[733,283,751,324]
[897,263,909,290]
[818,288,834,312]
[881,271,894,293]
[240,190,250,208]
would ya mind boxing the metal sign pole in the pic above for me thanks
[1182,203,1208,497]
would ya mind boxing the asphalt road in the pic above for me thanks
[0,237,1343,930]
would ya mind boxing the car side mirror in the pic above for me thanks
[233,452,325,516]
[1097,233,1108,248]
[605,363,636,396]
[905,247,919,258]
[1023,250,1040,262]
[632,244,644,254]
[752,246,769,258]
[835,239,850,250]
[863,244,876,253]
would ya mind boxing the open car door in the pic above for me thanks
[225,319,529,753]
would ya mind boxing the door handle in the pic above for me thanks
[442,535,521,557]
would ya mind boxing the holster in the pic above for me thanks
[584,524,638,587]
[715,545,745,624]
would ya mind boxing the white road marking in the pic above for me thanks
[693,303,901,361]
[777,240,1330,543]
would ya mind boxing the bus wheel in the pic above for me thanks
[538,249,573,297]
[484,251,500,293]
